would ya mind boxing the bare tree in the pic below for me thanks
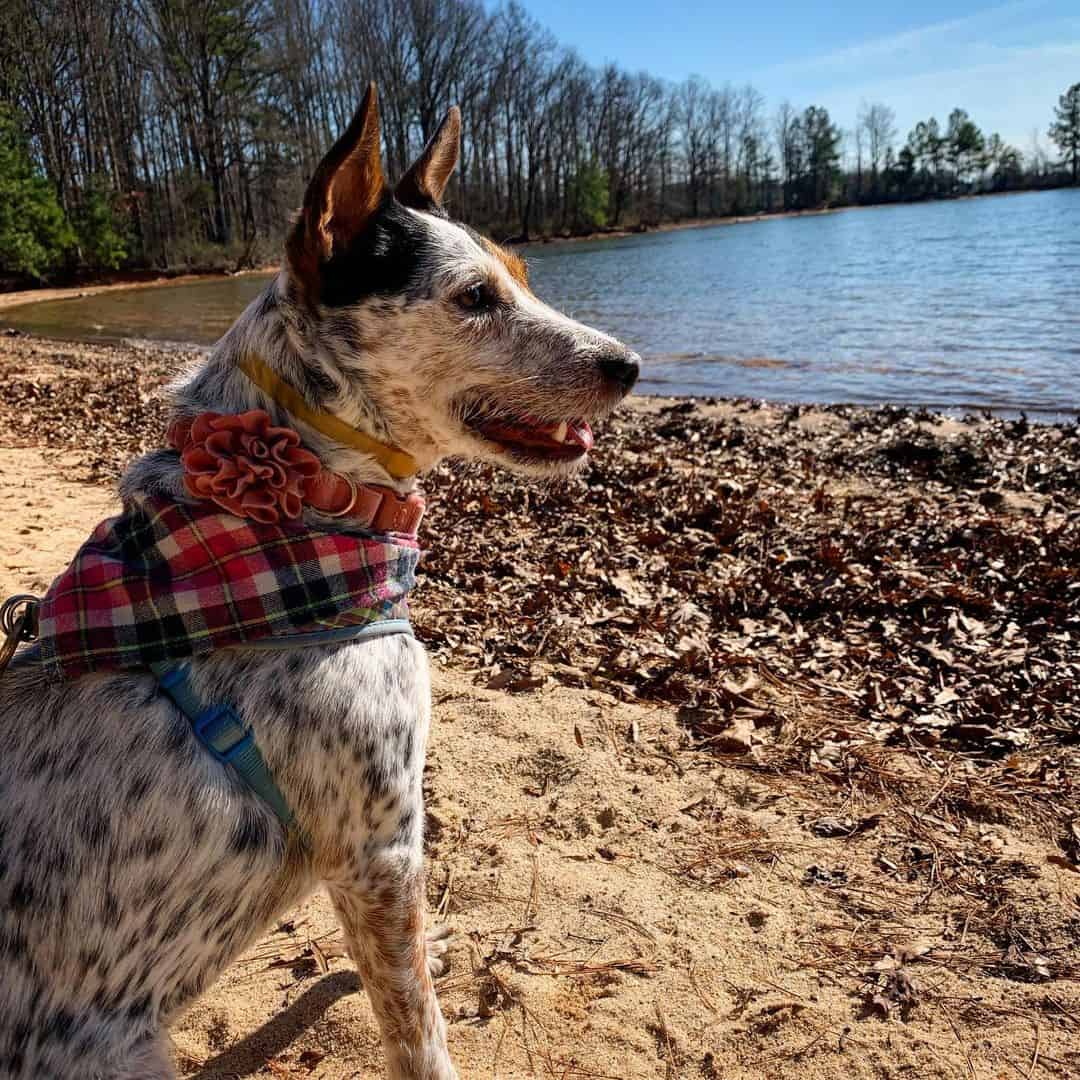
[0,0,1066,277]
[858,100,897,197]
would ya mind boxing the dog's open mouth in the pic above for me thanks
[465,411,595,461]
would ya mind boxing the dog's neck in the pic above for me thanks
[167,273,421,494]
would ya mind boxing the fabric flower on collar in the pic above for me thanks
[173,410,321,524]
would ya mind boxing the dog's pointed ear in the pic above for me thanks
[395,106,461,210]
[287,84,385,288]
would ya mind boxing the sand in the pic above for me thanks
[1,335,1078,1079]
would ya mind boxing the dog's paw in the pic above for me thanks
[426,923,451,977]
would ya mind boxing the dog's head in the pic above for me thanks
[284,84,639,478]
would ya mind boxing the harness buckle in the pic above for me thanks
[193,703,252,763]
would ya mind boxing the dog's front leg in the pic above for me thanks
[327,849,456,1080]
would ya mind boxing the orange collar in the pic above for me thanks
[167,413,425,537]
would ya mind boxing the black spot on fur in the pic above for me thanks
[163,713,189,753]
[79,807,110,850]
[140,832,167,860]
[364,765,390,800]
[136,875,169,907]
[294,355,338,404]
[0,926,28,962]
[162,899,195,943]
[10,876,34,910]
[229,805,269,855]
[126,770,154,804]
[267,687,290,718]
[77,945,100,975]
[27,747,54,778]
[319,196,433,308]
[126,993,151,1020]
[102,891,121,927]
[325,312,367,359]
[396,808,415,840]
[199,889,223,916]
[40,1007,78,1043]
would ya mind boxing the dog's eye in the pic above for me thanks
[457,282,494,311]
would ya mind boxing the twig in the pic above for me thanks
[1026,1024,1041,1080]
[942,1002,977,1079]
[653,1001,680,1080]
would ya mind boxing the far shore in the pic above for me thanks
[2,185,1060,307]
[1,207,771,309]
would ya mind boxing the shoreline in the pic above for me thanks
[1,187,1062,305]
[0,326,1074,426]
[0,267,276,313]
[515,186,1061,246]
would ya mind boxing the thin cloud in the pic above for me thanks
[751,0,1079,149]
[819,41,1080,148]
[757,0,1053,80]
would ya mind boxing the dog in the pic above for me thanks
[0,83,638,1079]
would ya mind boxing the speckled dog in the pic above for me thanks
[0,85,638,1080]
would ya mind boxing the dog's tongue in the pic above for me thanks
[563,420,594,450]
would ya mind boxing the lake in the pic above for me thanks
[5,188,1079,418]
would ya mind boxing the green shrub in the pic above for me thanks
[74,177,128,270]
[0,106,75,279]
[571,162,609,229]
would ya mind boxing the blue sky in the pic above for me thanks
[523,0,1080,156]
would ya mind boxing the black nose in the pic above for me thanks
[598,350,640,392]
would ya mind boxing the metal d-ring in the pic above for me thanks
[318,474,359,518]
[0,593,39,641]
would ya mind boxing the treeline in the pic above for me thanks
[1,0,1078,283]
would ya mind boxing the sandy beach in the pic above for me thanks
[1,330,1078,1079]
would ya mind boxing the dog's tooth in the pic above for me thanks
[553,421,568,443]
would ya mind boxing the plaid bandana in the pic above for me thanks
[36,492,418,682]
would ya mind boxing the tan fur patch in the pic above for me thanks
[481,237,530,291]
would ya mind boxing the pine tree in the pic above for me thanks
[1049,83,1080,184]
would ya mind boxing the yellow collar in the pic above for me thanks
[236,353,418,480]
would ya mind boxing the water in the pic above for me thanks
[5,188,1079,418]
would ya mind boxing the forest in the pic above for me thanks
[1,0,1079,282]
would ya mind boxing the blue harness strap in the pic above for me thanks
[150,660,298,831]
[149,620,414,833]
